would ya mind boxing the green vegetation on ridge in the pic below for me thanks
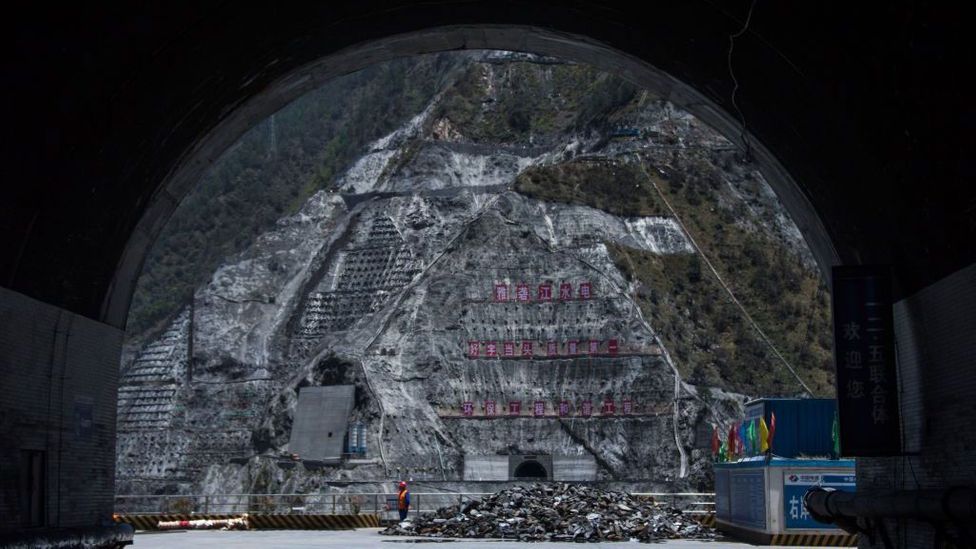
[515,161,667,217]
[517,152,834,397]
[433,60,640,143]
[128,55,463,337]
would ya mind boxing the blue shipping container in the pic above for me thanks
[744,399,837,459]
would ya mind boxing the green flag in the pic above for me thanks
[831,411,841,458]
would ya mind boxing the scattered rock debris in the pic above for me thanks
[380,483,715,542]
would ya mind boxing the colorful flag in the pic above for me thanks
[743,419,752,456]
[831,410,841,457]
[758,416,770,453]
[768,412,777,454]
[738,421,748,456]
[727,424,737,461]
[718,438,728,462]
[711,425,720,458]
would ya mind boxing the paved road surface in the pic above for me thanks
[130,528,818,548]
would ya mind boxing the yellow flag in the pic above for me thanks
[759,417,770,453]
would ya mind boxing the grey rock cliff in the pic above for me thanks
[117,57,818,501]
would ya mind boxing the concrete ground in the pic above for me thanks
[129,528,821,548]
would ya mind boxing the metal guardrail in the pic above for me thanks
[115,492,715,521]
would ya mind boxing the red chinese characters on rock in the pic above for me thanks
[579,282,592,300]
[462,401,474,416]
[494,284,509,302]
[622,399,633,415]
[559,283,573,300]
[470,339,620,360]
[503,341,515,357]
[509,401,521,416]
[491,280,599,301]
[538,284,552,301]
[484,400,497,416]
[580,400,593,417]
[602,399,616,415]
[533,401,546,417]
[558,401,570,417]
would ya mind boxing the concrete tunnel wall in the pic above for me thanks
[0,287,123,530]
[0,4,974,546]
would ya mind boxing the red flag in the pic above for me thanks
[727,424,736,461]
[767,412,776,452]
[711,425,720,457]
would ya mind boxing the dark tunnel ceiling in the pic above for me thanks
[1,1,974,325]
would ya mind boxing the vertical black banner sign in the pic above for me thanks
[831,266,901,456]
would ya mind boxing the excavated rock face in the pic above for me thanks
[117,52,824,499]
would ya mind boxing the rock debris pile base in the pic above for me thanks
[380,483,716,542]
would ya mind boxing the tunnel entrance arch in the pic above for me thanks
[2,7,972,546]
[102,24,837,330]
[510,455,553,481]
[513,461,548,480]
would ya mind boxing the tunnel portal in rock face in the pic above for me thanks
[513,460,549,480]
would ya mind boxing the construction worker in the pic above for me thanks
[397,481,411,521]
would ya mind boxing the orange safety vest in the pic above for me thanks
[398,490,409,510]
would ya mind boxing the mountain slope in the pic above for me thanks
[118,52,832,500]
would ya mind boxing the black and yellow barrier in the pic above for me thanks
[248,514,379,529]
[768,533,858,546]
[114,513,379,531]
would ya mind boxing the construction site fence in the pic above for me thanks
[115,492,715,522]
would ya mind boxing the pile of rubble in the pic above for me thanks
[380,484,715,542]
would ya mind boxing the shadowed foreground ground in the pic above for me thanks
[130,528,822,548]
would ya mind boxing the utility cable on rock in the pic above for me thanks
[726,0,759,161]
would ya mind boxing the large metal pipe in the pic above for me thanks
[804,486,976,524]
